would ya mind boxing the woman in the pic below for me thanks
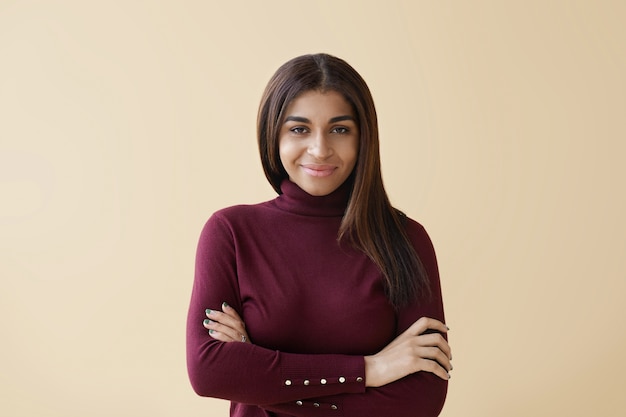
[187,53,452,416]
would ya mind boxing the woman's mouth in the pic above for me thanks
[301,164,336,177]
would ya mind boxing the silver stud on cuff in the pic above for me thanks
[331,404,338,410]
[303,379,310,386]
[320,378,327,384]
[339,376,346,383]
[313,402,320,407]
[356,376,363,382]
[296,400,303,406]
[285,380,292,386]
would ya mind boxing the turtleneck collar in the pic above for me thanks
[273,179,352,217]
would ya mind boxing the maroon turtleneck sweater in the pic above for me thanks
[187,179,448,417]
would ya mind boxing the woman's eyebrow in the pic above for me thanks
[283,115,355,124]
[284,116,310,123]
[329,115,355,123]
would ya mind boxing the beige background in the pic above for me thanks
[1,1,624,416]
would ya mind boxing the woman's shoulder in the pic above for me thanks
[397,210,436,250]
[197,200,276,243]
[396,210,428,235]
[203,199,279,229]
[209,199,272,220]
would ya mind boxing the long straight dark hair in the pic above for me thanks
[257,53,430,308]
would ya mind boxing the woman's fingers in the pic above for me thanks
[407,317,449,338]
[202,302,249,343]
[204,303,244,331]
[418,332,452,366]
[365,339,452,387]
[365,317,453,386]
[404,318,452,360]
[203,316,248,343]
[416,343,452,374]
[203,319,235,342]
[220,302,243,322]
[417,356,450,381]
[382,317,451,359]
[399,336,452,378]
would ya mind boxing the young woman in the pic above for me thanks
[186,53,452,417]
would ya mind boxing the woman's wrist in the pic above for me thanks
[364,355,382,388]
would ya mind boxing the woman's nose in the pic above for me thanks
[307,132,332,159]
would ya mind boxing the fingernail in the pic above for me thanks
[446,325,450,331]
[206,309,212,315]
[203,319,210,326]
[209,329,215,334]
[222,301,229,309]
[447,373,451,380]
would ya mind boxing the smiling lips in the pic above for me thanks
[301,164,337,177]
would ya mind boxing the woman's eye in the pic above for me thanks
[331,126,349,134]
[290,127,307,134]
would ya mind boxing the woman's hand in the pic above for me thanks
[364,317,452,387]
[203,302,250,344]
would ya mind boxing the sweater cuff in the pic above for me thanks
[278,352,366,397]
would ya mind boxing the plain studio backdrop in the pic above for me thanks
[1,1,624,416]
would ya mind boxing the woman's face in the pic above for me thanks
[278,90,359,196]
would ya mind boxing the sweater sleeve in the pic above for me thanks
[186,213,367,405]
[259,222,448,417]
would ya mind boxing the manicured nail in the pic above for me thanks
[203,319,210,326]
[209,329,215,334]
[446,325,450,331]
[206,309,212,315]
[222,301,229,309]
[447,373,451,380]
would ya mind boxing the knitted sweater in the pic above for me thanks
[186,179,448,416]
